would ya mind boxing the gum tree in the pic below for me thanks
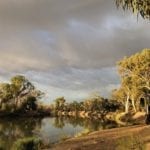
[116,0,150,20]
[0,75,43,112]
[117,49,150,113]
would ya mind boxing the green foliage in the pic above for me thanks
[11,75,26,93]
[54,97,66,111]
[0,83,13,102]
[0,103,15,112]
[116,0,150,20]
[82,97,121,113]
[56,96,120,113]
[0,75,43,114]
[0,139,5,150]
[11,75,35,98]
[20,96,37,112]
[66,101,82,112]
[53,94,121,120]
[116,49,150,112]
[12,137,41,150]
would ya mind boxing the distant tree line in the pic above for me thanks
[0,49,149,120]
[51,96,121,120]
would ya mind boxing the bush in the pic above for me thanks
[0,139,5,150]
[12,137,42,150]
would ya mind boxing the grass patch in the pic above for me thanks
[116,134,145,150]
[75,129,91,137]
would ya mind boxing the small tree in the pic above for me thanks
[54,97,66,111]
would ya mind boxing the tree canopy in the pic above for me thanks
[0,75,44,113]
[115,49,150,113]
[116,0,150,20]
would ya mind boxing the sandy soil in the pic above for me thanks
[50,124,150,150]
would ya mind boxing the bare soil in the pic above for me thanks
[51,124,150,150]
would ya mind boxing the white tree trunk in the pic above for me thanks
[146,104,149,115]
[125,95,129,113]
[131,99,137,113]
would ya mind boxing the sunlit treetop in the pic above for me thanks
[116,0,150,20]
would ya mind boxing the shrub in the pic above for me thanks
[12,137,42,150]
[0,139,5,150]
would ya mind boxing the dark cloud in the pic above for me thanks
[0,0,149,101]
[0,67,120,100]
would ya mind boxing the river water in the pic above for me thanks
[0,117,117,149]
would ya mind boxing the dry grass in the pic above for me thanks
[116,134,145,150]
[51,125,150,150]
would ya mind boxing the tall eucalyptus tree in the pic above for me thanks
[116,0,150,19]
[117,49,150,113]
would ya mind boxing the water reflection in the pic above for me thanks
[0,118,41,150]
[0,117,117,149]
[53,117,117,131]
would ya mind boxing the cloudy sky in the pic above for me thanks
[0,0,149,102]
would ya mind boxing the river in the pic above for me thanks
[0,117,117,149]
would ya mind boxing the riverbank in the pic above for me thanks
[0,110,51,118]
[51,124,150,150]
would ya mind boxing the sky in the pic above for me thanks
[0,0,149,103]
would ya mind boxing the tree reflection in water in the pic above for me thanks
[0,117,117,150]
[53,116,118,131]
[0,118,42,150]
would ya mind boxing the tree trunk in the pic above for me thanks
[145,98,150,124]
[136,99,140,112]
[125,95,129,113]
[131,98,137,113]
[146,104,149,115]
